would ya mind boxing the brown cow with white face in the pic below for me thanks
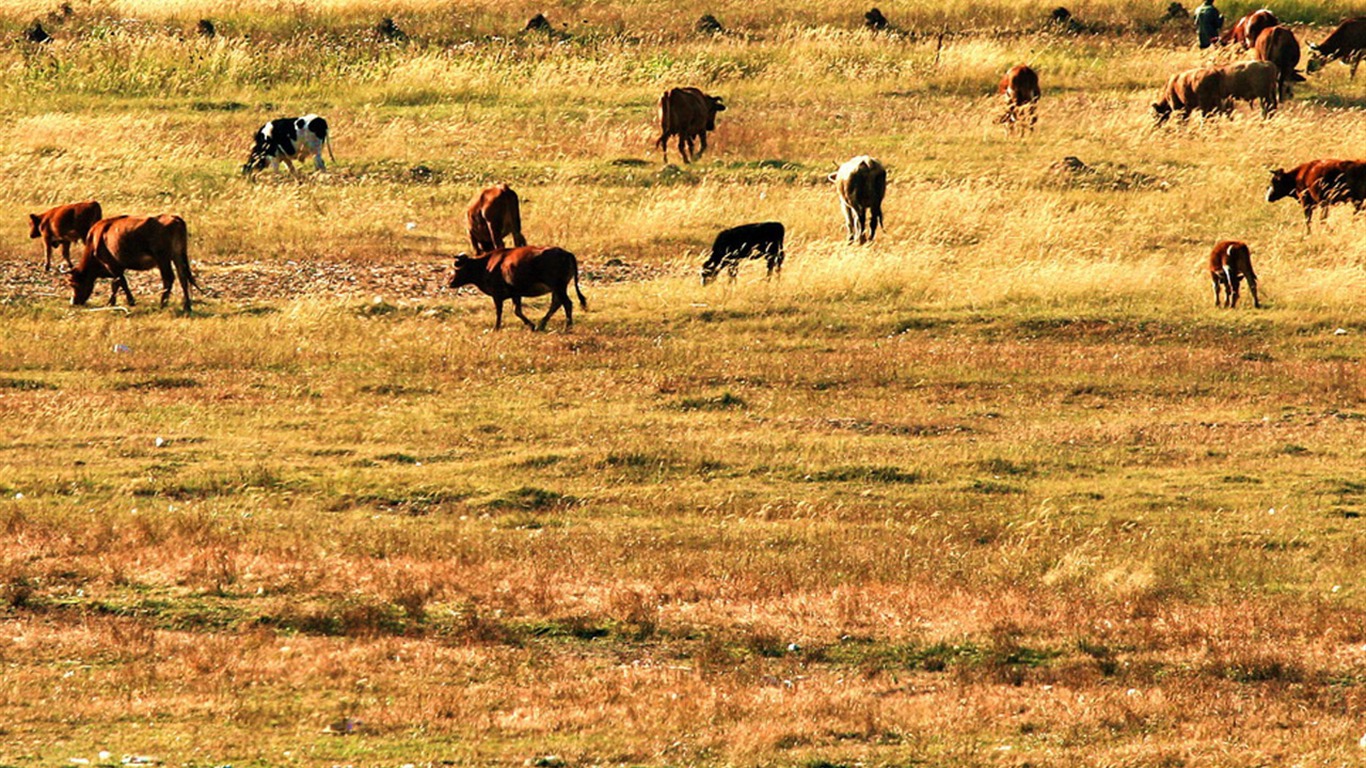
[1308,18,1366,78]
[69,215,200,313]
[465,184,527,254]
[449,246,587,331]
[656,87,725,164]
[1223,9,1278,48]
[28,200,102,272]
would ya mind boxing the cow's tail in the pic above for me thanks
[573,257,588,310]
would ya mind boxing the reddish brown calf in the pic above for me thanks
[28,200,102,272]
[449,246,587,331]
[1208,241,1260,308]
[465,184,528,254]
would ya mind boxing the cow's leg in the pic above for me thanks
[539,290,567,331]
[1229,275,1241,308]
[511,296,536,331]
[493,298,504,330]
[119,275,135,306]
[42,242,52,272]
[1212,276,1221,307]
[695,131,708,161]
[158,263,175,307]
[855,206,869,245]
[59,241,73,271]
[1352,54,1362,79]
[108,279,120,306]
[869,203,882,242]
[727,260,739,282]
[313,149,326,172]
[1246,273,1261,308]
[679,135,692,164]
[486,222,503,251]
[842,203,857,243]
[283,157,298,177]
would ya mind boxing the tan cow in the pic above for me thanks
[829,155,886,244]
[1219,60,1279,117]
[28,200,102,272]
[466,184,527,254]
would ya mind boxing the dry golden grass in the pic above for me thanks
[3,0,1366,765]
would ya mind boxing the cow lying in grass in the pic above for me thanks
[1208,240,1260,308]
[70,215,200,314]
[449,246,587,331]
[28,200,102,272]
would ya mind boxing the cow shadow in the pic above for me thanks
[1301,92,1366,110]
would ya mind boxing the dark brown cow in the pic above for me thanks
[1153,67,1227,124]
[449,246,587,331]
[1223,9,1278,48]
[70,215,199,313]
[655,87,725,164]
[465,183,527,254]
[28,200,102,272]
[1208,240,1260,308]
[1308,17,1366,78]
[1254,26,1306,99]
[998,65,1040,133]
[1266,159,1366,232]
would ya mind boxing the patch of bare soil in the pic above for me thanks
[0,256,667,305]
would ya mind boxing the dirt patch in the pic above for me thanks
[0,255,666,305]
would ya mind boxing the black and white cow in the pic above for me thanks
[241,114,334,176]
[700,221,786,284]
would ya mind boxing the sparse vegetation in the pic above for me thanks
[3,0,1366,765]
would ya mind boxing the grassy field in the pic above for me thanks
[5,0,1366,765]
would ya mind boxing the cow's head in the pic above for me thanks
[241,132,272,175]
[67,267,96,306]
[1306,46,1328,73]
[705,96,725,130]
[700,258,722,285]
[1266,168,1298,202]
[28,214,40,239]
[448,253,484,290]
[1151,101,1173,125]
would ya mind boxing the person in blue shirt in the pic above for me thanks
[1195,0,1223,48]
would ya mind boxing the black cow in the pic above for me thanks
[701,222,786,284]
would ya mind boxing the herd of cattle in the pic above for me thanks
[21,14,1366,322]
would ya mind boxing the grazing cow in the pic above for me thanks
[70,215,200,313]
[1153,67,1227,124]
[998,65,1041,133]
[466,184,528,254]
[241,114,334,176]
[1208,240,1260,308]
[1223,9,1278,48]
[829,155,886,244]
[28,200,102,272]
[1308,17,1366,78]
[1219,60,1280,117]
[449,246,587,331]
[700,222,786,284]
[1266,159,1366,232]
[655,87,725,164]
[1254,26,1306,99]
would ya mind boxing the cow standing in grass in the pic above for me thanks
[998,65,1041,134]
[830,155,886,244]
[242,114,334,176]
[701,222,786,284]
[1208,240,1260,308]
[70,215,200,313]
[1308,18,1366,78]
[1153,67,1227,124]
[28,200,102,272]
[656,87,725,164]
[449,246,587,331]
[466,184,527,254]
[1266,159,1366,232]
[1255,26,1306,99]
[1223,9,1278,48]
[1219,60,1280,117]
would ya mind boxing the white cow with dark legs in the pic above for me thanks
[242,114,334,176]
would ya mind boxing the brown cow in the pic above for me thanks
[1254,26,1306,99]
[448,246,587,331]
[1266,159,1366,232]
[1223,9,1278,48]
[465,184,527,254]
[1308,17,1366,78]
[998,65,1040,133]
[1219,60,1279,117]
[70,215,200,313]
[1153,67,1227,124]
[1208,240,1260,308]
[655,87,725,164]
[28,200,102,272]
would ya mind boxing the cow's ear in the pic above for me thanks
[826,172,839,183]
[29,214,38,225]
[454,253,470,264]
